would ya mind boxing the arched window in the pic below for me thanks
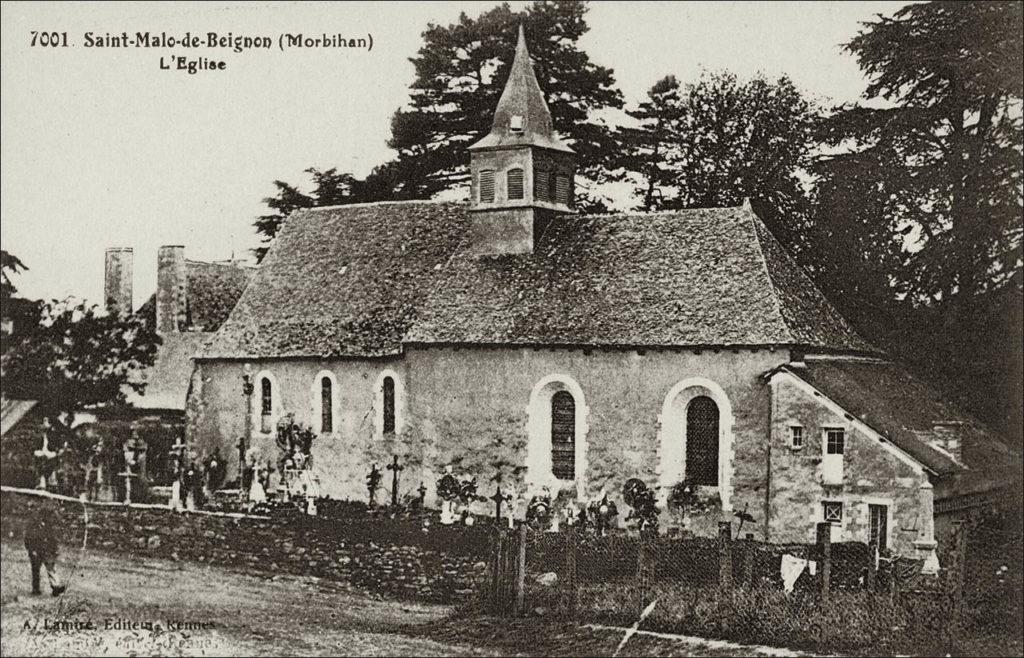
[685,396,719,485]
[260,377,273,433]
[507,168,524,200]
[479,169,495,203]
[382,376,396,435]
[551,391,576,479]
[320,376,333,433]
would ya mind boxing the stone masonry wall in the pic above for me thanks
[1,490,486,603]
[769,373,930,553]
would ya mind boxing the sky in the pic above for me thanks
[0,0,909,308]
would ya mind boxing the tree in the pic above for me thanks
[386,0,622,197]
[659,72,820,255]
[611,75,684,211]
[815,1,1023,442]
[0,298,160,433]
[820,1,1022,305]
[0,249,42,353]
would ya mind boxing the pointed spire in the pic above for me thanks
[469,24,573,153]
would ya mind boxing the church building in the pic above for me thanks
[188,27,1018,566]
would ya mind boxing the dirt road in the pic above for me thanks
[0,542,491,656]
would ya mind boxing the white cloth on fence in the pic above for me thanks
[780,553,817,593]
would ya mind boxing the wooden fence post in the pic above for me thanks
[637,537,649,617]
[866,540,877,592]
[515,522,527,616]
[718,521,732,589]
[816,521,832,601]
[565,524,578,619]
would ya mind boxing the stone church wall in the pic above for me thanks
[769,373,931,554]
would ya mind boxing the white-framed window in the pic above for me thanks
[373,369,404,438]
[822,500,843,524]
[790,425,804,449]
[868,503,889,550]
[312,370,340,436]
[526,374,589,498]
[253,370,280,435]
[510,114,524,132]
[825,428,845,455]
[822,427,845,485]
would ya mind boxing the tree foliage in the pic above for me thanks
[814,1,1023,441]
[1,298,160,431]
[388,0,622,197]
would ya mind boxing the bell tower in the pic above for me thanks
[468,25,575,256]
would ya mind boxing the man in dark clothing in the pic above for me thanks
[24,506,66,596]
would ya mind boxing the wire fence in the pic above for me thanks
[484,519,1023,655]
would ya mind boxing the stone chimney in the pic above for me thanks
[931,420,963,463]
[104,247,133,315]
[156,245,188,333]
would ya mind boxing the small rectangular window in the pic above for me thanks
[823,501,843,524]
[826,428,845,455]
[479,170,495,203]
[790,426,803,448]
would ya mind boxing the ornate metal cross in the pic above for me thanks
[386,456,403,508]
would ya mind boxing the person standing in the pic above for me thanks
[24,506,66,596]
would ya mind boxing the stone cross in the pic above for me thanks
[119,469,138,504]
[386,456,403,508]
[490,487,511,526]
[168,437,187,510]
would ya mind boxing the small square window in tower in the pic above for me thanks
[509,114,524,133]
[479,170,495,203]
[507,168,524,200]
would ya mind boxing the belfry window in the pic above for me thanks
[480,170,495,203]
[510,114,524,133]
[555,174,571,204]
[507,168,524,200]
[321,377,333,433]
[551,391,576,479]
[534,167,550,201]
[382,376,396,435]
[685,395,719,485]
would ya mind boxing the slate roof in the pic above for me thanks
[130,259,253,410]
[137,260,254,332]
[409,205,874,351]
[470,25,573,154]
[783,358,1021,497]
[201,201,873,359]
[200,201,472,359]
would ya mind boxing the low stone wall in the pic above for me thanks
[0,490,488,603]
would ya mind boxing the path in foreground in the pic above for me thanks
[0,542,489,657]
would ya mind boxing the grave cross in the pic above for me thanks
[417,481,428,508]
[490,487,512,526]
[386,456,403,508]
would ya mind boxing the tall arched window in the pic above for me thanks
[479,170,495,203]
[260,377,273,433]
[507,168,524,200]
[382,376,396,435]
[320,376,333,433]
[551,390,576,479]
[685,396,719,485]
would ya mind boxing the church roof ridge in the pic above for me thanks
[296,198,456,214]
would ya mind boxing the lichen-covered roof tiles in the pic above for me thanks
[137,260,254,332]
[786,358,1021,497]
[201,201,874,359]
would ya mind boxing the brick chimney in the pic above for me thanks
[104,247,133,315]
[931,420,963,463]
[156,245,188,333]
